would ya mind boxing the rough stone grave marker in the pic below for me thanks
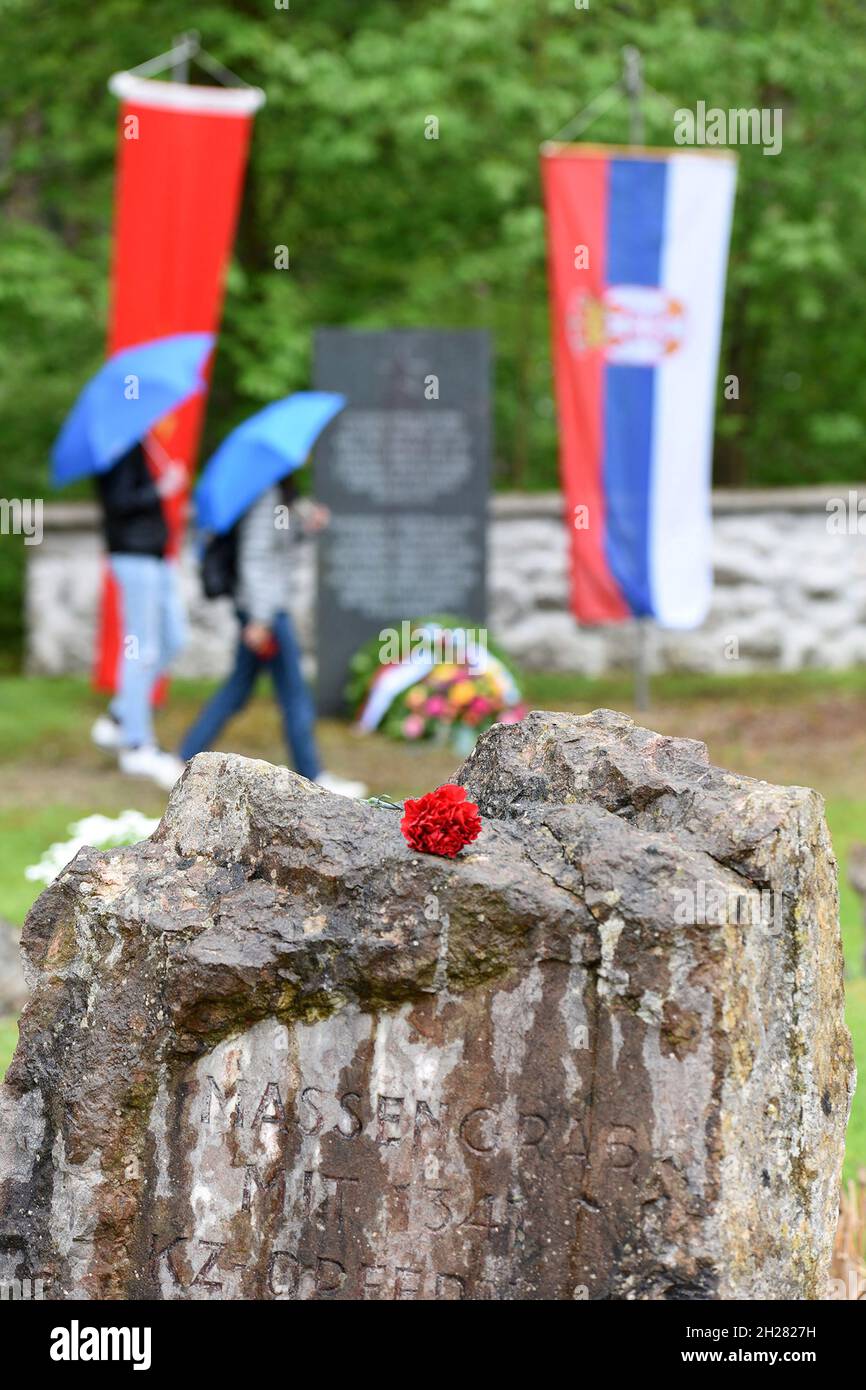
[312,327,490,714]
[0,711,854,1299]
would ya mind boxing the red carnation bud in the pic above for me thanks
[400,783,482,858]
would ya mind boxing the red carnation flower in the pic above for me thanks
[400,784,482,858]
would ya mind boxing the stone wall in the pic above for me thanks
[25,487,866,681]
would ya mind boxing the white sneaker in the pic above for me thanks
[315,771,368,799]
[91,714,123,751]
[119,745,186,791]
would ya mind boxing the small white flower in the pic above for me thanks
[25,811,160,885]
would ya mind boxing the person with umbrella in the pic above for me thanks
[178,393,366,798]
[53,333,213,790]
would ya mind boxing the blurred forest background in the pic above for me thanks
[1,0,865,658]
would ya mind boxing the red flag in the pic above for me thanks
[541,147,629,625]
[96,73,264,690]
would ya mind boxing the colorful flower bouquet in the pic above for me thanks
[345,615,527,753]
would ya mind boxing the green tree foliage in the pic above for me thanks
[1,0,865,655]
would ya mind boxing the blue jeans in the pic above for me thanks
[109,554,186,748]
[179,610,321,781]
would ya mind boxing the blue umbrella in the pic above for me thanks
[195,392,346,533]
[52,332,214,485]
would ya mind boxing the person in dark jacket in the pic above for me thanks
[178,476,365,797]
[90,441,187,790]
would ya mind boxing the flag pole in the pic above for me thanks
[171,32,197,83]
[622,45,644,143]
[123,34,260,92]
[622,45,652,713]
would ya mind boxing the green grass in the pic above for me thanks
[522,665,866,710]
[0,1018,17,1079]
[4,668,866,761]
[827,800,866,1179]
[0,676,102,760]
[0,675,217,762]
[824,800,866,975]
[844,978,866,1180]
[0,804,100,925]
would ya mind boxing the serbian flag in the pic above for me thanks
[95,71,264,690]
[541,145,736,628]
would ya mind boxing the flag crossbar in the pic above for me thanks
[123,31,257,91]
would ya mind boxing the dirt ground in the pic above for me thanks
[4,676,866,810]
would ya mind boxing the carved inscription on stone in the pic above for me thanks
[141,961,642,1300]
